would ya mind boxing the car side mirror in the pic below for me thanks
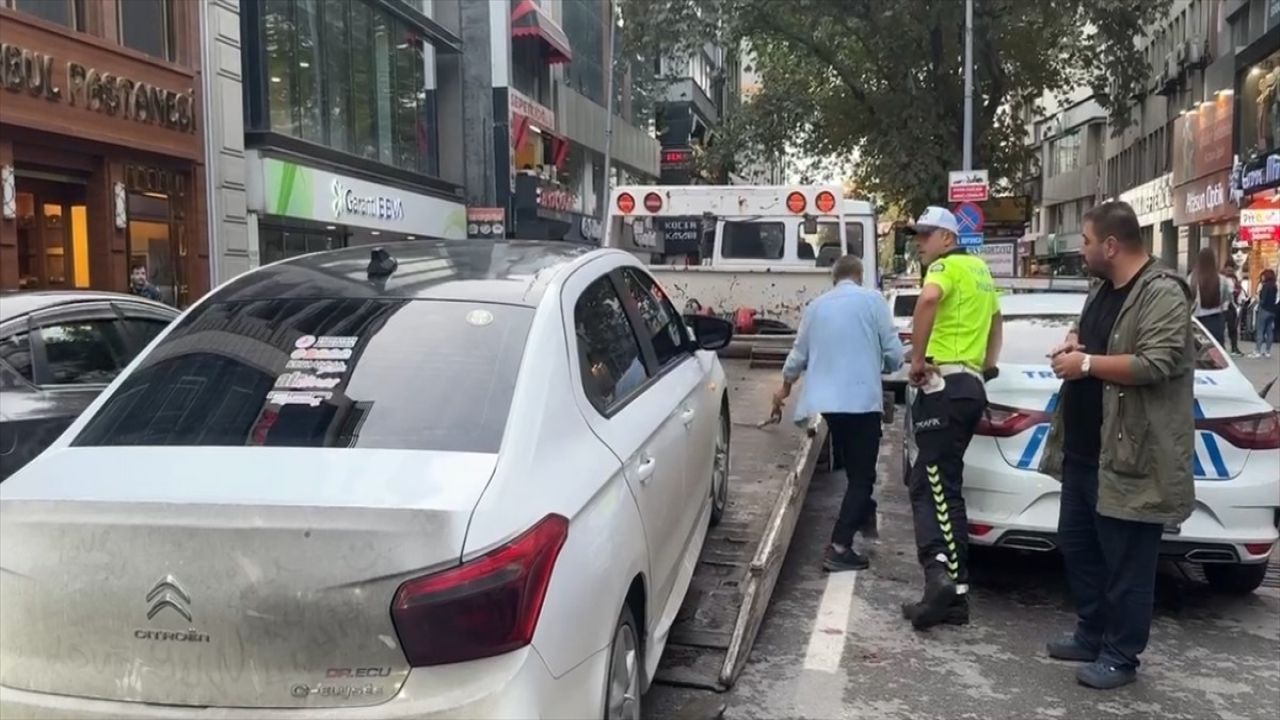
[684,314,734,351]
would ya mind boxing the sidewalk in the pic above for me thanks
[1233,344,1279,407]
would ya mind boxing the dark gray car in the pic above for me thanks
[0,292,178,480]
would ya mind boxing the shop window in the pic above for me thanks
[118,0,176,61]
[9,0,84,30]
[259,226,342,265]
[260,0,437,176]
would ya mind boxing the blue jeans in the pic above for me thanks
[1259,309,1276,355]
[1058,459,1164,670]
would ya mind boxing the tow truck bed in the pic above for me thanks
[653,360,828,691]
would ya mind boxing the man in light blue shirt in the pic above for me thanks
[772,255,904,572]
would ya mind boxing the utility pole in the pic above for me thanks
[962,0,974,171]
[601,1,618,230]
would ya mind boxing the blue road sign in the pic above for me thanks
[954,202,984,233]
[959,233,984,248]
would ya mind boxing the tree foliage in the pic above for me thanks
[619,0,1168,213]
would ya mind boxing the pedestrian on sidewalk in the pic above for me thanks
[772,255,903,573]
[899,207,1002,631]
[1039,201,1195,691]
[1222,260,1245,356]
[1252,269,1276,358]
[1188,248,1232,347]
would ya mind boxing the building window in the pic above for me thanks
[259,0,438,176]
[562,0,604,104]
[8,0,84,29]
[258,225,343,265]
[1049,130,1081,177]
[118,0,176,61]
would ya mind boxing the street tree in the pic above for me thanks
[619,0,1168,212]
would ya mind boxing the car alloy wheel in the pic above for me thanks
[711,411,729,525]
[605,611,641,720]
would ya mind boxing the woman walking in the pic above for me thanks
[1253,269,1277,359]
[1189,248,1233,346]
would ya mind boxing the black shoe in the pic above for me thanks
[822,546,869,572]
[1076,661,1137,690]
[859,512,879,540]
[910,563,958,630]
[901,595,968,625]
[1046,634,1100,662]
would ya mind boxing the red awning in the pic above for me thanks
[511,0,572,64]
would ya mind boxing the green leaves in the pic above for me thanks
[618,0,1166,212]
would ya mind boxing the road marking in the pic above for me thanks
[803,570,857,673]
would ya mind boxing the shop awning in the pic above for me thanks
[511,0,572,64]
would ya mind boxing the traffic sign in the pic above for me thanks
[948,169,989,203]
[953,201,985,233]
[958,233,984,248]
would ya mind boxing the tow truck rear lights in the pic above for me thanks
[815,191,837,213]
[1196,410,1280,450]
[616,193,636,214]
[643,192,664,213]
[976,404,1050,437]
[391,514,569,667]
[786,191,807,214]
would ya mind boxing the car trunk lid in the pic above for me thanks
[0,446,495,708]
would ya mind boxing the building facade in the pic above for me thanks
[1232,0,1280,288]
[656,41,738,185]
[1,0,209,304]
[462,0,657,245]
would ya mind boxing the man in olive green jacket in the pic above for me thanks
[1038,201,1194,690]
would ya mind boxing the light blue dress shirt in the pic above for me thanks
[782,280,904,423]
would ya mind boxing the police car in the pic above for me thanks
[903,292,1280,594]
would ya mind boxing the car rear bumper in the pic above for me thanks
[0,646,606,720]
[962,439,1279,565]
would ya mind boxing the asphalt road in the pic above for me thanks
[645,419,1280,720]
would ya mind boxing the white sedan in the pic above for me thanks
[904,292,1280,594]
[0,241,735,718]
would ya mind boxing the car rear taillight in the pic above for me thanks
[976,404,1050,437]
[898,331,912,345]
[391,514,568,667]
[969,523,994,537]
[1197,411,1280,450]
[1244,542,1274,556]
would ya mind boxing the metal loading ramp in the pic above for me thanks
[652,361,829,692]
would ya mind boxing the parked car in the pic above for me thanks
[0,240,734,718]
[0,291,178,480]
[883,287,921,397]
[903,292,1280,594]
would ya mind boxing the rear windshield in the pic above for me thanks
[893,294,918,317]
[1001,315,1228,371]
[73,299,533,453]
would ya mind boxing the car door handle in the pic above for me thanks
[679,406,697,426]
[635,456,657,484]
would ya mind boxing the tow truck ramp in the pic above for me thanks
[653,362,829,691]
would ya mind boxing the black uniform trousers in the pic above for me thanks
[907,372,986,583]
[823,412,882,548]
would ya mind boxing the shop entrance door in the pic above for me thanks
[125,166,190,307]
[14,177,91,292]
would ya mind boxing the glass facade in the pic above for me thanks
[562,0,605,104]
[259,0,438,176]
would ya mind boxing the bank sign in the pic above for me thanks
[257,157,464,238]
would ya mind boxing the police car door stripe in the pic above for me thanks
[1015,393,1059,470]
[1193,399,1231,480]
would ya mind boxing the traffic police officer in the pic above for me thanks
[901,206,1002,630]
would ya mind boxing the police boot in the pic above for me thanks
[901,594,968,626]
[908,561,958,630]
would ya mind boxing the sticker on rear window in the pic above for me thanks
[290,347,352,360]
[274,372,342,390]
[266,390,333,407]
[284,359,348,374]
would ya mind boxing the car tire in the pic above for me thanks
[710,406,730,527]
[1202,562,1269,595]
[604,604,642,720]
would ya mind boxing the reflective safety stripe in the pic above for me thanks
[1015,393,1059,470]
[927,464,960,578]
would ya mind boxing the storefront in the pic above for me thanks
[1173,91,1235,270]
[510,170,600,243]
[1118,174,1176,268]
[245,153,466,265]
[0,7,207,304]
[1232,23,1280,288]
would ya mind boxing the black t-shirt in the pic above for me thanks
[1061,265,1148,464]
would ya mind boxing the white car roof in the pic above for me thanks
[999,292,1086,316]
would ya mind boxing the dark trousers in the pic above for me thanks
[1200,312,1226,347]
[1225,304,1240,352]
[907,373,985,583]
[1058,459,1164,670]
[824,412,882,548]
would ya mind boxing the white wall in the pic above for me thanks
[201,0,252,284]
